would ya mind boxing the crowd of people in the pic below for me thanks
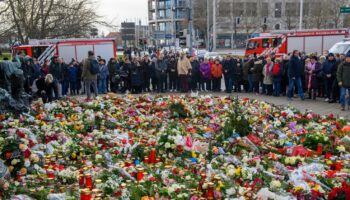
[4,48,350,111]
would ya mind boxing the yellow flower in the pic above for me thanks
[191,150,197,158]
[216,181,224,191]
[235,167,241,176]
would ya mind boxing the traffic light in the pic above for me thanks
[139,39,143,46]
[179,30,187,47]
[144,39,147,45]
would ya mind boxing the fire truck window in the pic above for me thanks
[272,38,282,47]
[262,39,270,48]
[247,41,258,50]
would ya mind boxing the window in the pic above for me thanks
[246,3,257,17]
[262,39,270,48]
[272,38,282,47]
[274,24,280,30]
[286,3,298,17]
[247,41,259,50]
[233,2,244,16]
[159,23,165,31]
[275,3,282,18]
[261,3,268,17]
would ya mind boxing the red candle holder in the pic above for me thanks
[149,148,157,164]
[47,169,55,179]
[79,175,85,187]
[85,174,93,190]
[144,157,149,164]
[206,182,214,199]
[316,143,322,155]
[325,152,332,159]
[80,189,92,200]
[136,167,144,181]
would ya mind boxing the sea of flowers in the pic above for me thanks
[0,94,349,200]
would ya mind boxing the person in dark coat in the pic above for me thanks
[130,57,143,94]
[49,56,62,98]
[243,56,254,92]
[305,56,322,100]
[167,56,178,92]
[108,58,120,93]
[59,58,69,96]
[21,57,35,94]
[281,55,289,96]
[68,62,78,95]
[222,55,236,93]
[150,55,158,92]
[337,52,350,110]
[141,55,152,92]
[155,55,168,93]
[76,62,83,94]
[35,74,56,103]
[251,58,263,94]
[233,57,243,92]
[120,58,131,93]
[287,50,305,101]
[190,56,201,91]
[322,53,337,102]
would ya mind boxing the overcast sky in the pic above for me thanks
[97,0,148,34]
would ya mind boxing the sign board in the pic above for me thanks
[165,34,172,39]
[340,7,350,13]
[154,31,166,39]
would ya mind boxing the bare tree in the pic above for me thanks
[0,0,106,43]
[193,0,207,46]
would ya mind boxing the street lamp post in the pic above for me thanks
[188,0,193,56]
[299,0,303,30]
[213,0,217,52]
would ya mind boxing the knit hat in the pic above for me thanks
[346,52,350,58]
[328,53,335,57]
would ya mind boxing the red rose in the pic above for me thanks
[23,149,31,158]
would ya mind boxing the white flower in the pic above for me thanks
[11,159,18,165]
[337,145,346,152]
[226,187,236,196]
[185,175,191,180]
[270,180,281,188]
[164,142,171,149]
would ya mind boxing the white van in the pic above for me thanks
[329,39,350,55]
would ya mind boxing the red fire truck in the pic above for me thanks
[12,38,116,65]
[245,29,349,57]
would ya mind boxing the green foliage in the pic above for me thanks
[169,102,189,118]
[221,98,251,140]
[303,133,329,151]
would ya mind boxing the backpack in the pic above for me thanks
[89,59,100,75]
[272,63,281,76]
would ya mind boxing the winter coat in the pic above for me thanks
[211,63,223,78]
[61,63,69,81]
[68,66,78,82]
[200,63,211,79]
[49,61,63,81]
[305,62,322,89]
[155,59,168,77]
[130,62,143,86]
[190,60,201,78]
[167,59,178,78]
[337,61,350,88]
[222,59,236,78]
[177,57,192,75]
[35,76,55,96]
[41,64,49,76]
[251,60,263,82]
[82,56,98,80]
[263,62,274,85]
[243,59,254,81]
[234,62,243,82]
[322,59,337,79]
[108,61,120,76]
[272,62,283,82]
[288,56,303,78]
[98,64,109,80]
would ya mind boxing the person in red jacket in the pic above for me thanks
[211,58,223,92]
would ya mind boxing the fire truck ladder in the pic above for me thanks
[38,45,56,65]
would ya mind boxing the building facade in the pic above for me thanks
[148,0,189,46]
[211,0,347,48]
